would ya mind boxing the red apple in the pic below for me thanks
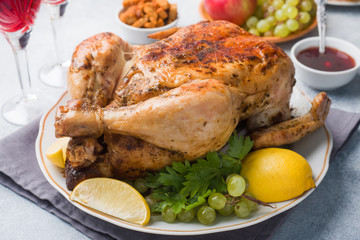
[204,0,257,26]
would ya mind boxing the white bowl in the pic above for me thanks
[116,8,178,45]
[290,37,360,90]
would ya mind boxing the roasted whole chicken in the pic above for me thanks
[55,21,331,190]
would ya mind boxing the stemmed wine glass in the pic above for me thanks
[38,0,69,88]
[0,0,46,125]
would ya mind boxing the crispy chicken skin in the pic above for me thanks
[105,134,185,179]
[67,32,134,107]
[57,21,295,139]
[115,20,293,108]
[56,21,330,190]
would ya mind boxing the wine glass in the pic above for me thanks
[0,0,46,125]
[38,0,69,88]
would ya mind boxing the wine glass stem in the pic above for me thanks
[13,47,36,102]
[51,17,65,63]
[47,2,68,64]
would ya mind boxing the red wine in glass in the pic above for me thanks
[38,0,69,88]
[0,0,46,125]
[0,0,41,32]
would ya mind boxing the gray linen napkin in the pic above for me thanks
[0,108,359,240]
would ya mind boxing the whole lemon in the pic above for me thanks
[241,148,315,203]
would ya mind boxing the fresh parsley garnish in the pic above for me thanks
[145,132,254,214]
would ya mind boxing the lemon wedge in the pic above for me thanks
[45,137,71,168]
[69,178,150,225]
[241,148,315,203]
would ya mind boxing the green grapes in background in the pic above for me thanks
[244,0,316,37]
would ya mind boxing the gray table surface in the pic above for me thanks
[0,0,359,239]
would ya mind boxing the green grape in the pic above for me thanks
[275,9,287,21]
[256,19,271,33]
[218,204,234,216]
[194,202,209,214]
[208,193,227,210]
[299,11,311,23]
[227,175,246,197]
[249,28,260,36]
[235,202,251,218]
[161,206,176,223]
[266,16,276,27]
[300,0,313,11]
[134,178,148,194]
[177,208,196,222]
[218,197,234,216]
[281,3,290,10]
[286,19,299,31]
[246,16,258,29]
[241,193,258,211]
[145,195,157,207]
[286,0,299,6]
[265,6,276,17]
[226,173,238,184]
[286,6,298,19]
[197,206,216,225]
[263,31,274,37]
[274,24,290,37]
[272,0,284,9]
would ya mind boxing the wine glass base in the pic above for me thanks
[39,61,69,88]
[2,94,46,126]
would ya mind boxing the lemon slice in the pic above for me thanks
[69,178,150,225]
[46,137,71,168]
[241,148,315,203]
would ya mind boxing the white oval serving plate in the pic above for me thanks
[35,87,333,236]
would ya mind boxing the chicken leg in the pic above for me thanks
[57,79,244,159]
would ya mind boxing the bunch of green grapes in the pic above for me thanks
[130,174,259,225]
[244,0,316,37]
[159,174,258,225]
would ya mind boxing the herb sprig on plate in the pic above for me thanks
[145,132,254,214]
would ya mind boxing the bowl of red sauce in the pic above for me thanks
[290,37,360,90]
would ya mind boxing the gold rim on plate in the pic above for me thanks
[198,0,317,44]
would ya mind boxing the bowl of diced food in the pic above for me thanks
[117,0,178,44]
[199,0,317,43]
